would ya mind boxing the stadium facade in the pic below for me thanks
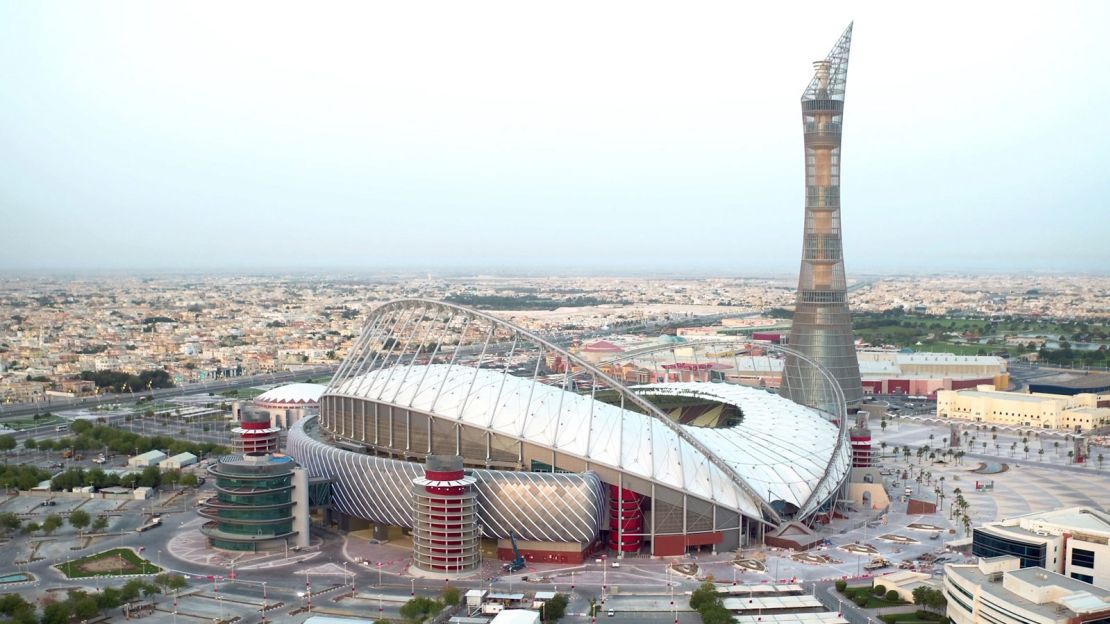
[782,23,865,412]
[287,299,851,563]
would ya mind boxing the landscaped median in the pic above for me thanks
[834,581,908,609]
[55,547,161,578]
[879,611,947,624]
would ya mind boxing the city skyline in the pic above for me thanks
[2,2,1108,274]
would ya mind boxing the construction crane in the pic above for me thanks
[502,532,526,573]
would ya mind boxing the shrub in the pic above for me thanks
[399,597,443,623]
[886,590,900,602]
[835,580,848,593]
[873,584,886,596]
[852,595,868,608]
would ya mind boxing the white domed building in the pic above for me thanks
[250,383,326,429]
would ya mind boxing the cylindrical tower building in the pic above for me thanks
[411,455,480,576]
[848,412,872,468]
[233,406,282,455]
[199,454,299,552]
[783,23,865,414]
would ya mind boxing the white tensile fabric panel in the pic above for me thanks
[331,365,845,518]
[636,383,850,517]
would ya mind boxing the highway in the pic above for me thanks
[0,365,337,421]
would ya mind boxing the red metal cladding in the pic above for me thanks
[608,484,642,552]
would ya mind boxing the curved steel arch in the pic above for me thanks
[325,298,785,523]
[590,337,849,516]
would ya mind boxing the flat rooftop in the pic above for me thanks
[946,565,1109,620]
[953,390,1055,404]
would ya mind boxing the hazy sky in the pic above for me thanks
[1,1,1108,274]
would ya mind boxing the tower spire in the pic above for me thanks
[782,23,864,414]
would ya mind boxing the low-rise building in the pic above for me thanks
[489,611,539,624]
[128,450,167,468]
[971,507,1110,589]
[937,386,1110,432]
[247,383,325,429]
[159,452,198,470]
[944,555,1110,624]
[873,570,936,603]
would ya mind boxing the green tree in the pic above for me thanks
[23,437,37,450]
[399,597,444,623]
[0,593,36,624]
[0,512,21,534]
[68,509,91,532]
[41,602,71,624]
[71,592,100,620]
[42,513,63,535]
[21,521,39,535]
[542,594,569,622]
[442,586,460,606]
[690,581,721,611]
[162,470,181,489]
[92,515,109,533]
[138,465,161,488]
[180,472,199,488]
[0,435,15,452]
[700,604,733,624]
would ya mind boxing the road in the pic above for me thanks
[0,366,337,420]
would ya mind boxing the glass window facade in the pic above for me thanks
[1071,547,1095,569]
[972,528,1046,568]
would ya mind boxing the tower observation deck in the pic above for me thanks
[782,23,864,413]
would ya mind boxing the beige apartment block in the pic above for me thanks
[936,386,1110,431]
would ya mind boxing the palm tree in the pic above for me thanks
[1024,445,1030,459]
[1099,454,1105,471]
[1054,441,1060,456]
[1038,448,1044,461]
[1067,450,1074,464]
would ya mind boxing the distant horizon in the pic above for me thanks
[1,264,1107,280]
[2,2,1108,274]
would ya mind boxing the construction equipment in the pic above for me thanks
[503,532,526,573]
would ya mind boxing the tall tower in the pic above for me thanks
[782,23,864,413]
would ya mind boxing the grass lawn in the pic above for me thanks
[908,341,992,356]
[55,548,161,578]
[218,388,266,400]
[841,586,909,609]
[3,415,65,431]
[880,610,946,624]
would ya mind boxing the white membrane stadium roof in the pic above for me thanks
[634,383,849,517]
[255,382,326,405]
[331,364,847,518]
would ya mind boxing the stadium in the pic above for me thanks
[287,299,851,565]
